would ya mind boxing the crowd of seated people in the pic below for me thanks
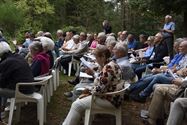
[0,14,187,125]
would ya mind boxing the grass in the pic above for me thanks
[11,73,150,125]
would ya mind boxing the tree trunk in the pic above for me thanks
[121,0,126,30]
[184,11,187,37]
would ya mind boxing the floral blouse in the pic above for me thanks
[92,61,124,108]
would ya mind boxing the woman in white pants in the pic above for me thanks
[62,45,125,125]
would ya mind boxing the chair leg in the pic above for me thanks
[56,68,60,86]
[68,62,72,76]
[115,109,122,125]
[49,77,53,96]
[84,109,92,125]
[37,98,44,125]
[46,84,51,103]
[8,98,15,125]
[52,70,57,91]
[15,103,21,123]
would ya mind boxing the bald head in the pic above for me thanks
[154,32,163,44]
[179,40,187,54]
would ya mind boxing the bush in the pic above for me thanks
[0,1,24,36]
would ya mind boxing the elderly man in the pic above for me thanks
[97,32,106,45]
[113,43,135,81]
[162,15,175,60]
[127,34,138,50]
[54,29,65,57]
[145,77,187,125]
[128,40,187,102]
[119,31,128,44]
[0,42,34,123]
[135,32,168,79]
[166,97,187,125]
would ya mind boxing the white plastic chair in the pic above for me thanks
[68,55,80,76]
[84,83,130,125]
[8,77,50,125]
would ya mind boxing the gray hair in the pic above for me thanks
[97,32,106,39]
[57,29,63,34]
[175,38,184,43]
[106,35,116,43]
[114,43,128,55]
[0,42,11,56]
[37,36,54,51]
[29,41,43,52]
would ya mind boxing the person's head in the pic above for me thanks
[44,32,52,39]
[93,45,111,67]
[127,34,134,42]
[73,35,80,44]
[113,43,128,59]
[106,35,116,44]
[65,32,73,41]
[154,32,163,44]
[117,31,122,38]
[0,42,11,58]
[79,32,87,42]
[25,32,30,39]
[103,20,109,27]
[173,38,184,53]
[178,40,187,54]
[106,40,117,54]
[36,31,44,37]
[39,36,54,52]
[56,29,63,38]
[97,32,106,45]
[29,41,43,57]
[139,34,147,43]
[165,15,172,23]
[146,36,155,46]
[87,33,94,42]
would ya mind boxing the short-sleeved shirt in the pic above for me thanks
[163,22,175,37]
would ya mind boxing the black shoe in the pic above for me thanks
[130,94,146,103]
[68,80,78,85]
[142,118,151,125]
[64,92,73,98]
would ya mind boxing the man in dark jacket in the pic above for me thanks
[0,42,34,122]
[134,32,168,79]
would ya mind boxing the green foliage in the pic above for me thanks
[0,0,186,39]
[0,1,24,36]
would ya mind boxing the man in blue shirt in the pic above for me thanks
[127,34,138,50]
[162,15,175,60]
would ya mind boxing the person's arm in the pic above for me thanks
[30,60,41,77]
[163,22,175,34]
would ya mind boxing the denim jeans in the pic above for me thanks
[140,73,174,97]
[129,74,155,95]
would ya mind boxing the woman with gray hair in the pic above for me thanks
[29,41,50,77]
[38,36,55,68]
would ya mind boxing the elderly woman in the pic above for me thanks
[62,46,124,125]
[39,36,55,69]
[29,41,50,77]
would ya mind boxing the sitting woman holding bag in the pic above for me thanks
[62,45,124,125]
